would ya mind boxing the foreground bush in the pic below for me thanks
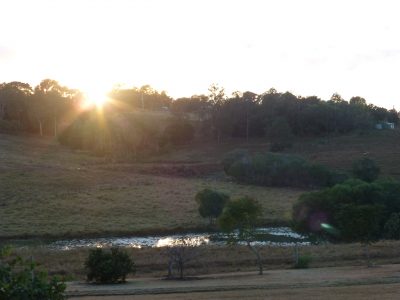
[0,246,66,300]
[85,248,135,283]
[223,150,346,188]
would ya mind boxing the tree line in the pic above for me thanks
[1,80,399,156]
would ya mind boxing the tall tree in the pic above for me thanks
[219,197,264,275]
[0,82,33,128]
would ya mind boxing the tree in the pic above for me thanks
[291,179,400,266]
[161,119,194,145]
[208,83,226,143]
[349,96,367,106]
[330,93,346,103]
[32,79,79,137]
[0,81,33,130]
[195,189,229,226]
[335,204,383,266]
[352,157,380,182]
[0,246,66,299]
[384,213,400,240]
[266,117,294,152]
[165,237,199,279]
[218,197,264,275]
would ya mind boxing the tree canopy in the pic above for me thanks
[218,197,264,274]
[195,188,230,225]
[292,178,400,243]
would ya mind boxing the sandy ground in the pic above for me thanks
[67,264,400,299]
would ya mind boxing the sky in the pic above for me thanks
[1,0,400,109]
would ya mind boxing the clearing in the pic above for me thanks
[67,264,400,299]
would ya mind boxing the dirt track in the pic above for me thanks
[67,264,400,299]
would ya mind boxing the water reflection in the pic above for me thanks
[48,227,308,250]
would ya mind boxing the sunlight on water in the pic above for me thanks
[156,236,210,247]
[46,227,308,250]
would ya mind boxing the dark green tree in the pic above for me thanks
[218,197,264,275]
[335,204,384,266]
[195,189,230,225]
[292,179,400,266]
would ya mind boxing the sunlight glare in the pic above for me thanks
[83,87,109,108]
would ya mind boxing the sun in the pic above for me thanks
[83,88,109,108]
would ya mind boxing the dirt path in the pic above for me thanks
[67,264,400,299]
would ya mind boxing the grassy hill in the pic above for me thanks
[0,129,399,239]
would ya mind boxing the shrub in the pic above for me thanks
[294,255,312,269]
[223,152,345,188]
[161,119,194,145]
[352,157,380,182]
[270,142,291,152]
[0,246,66,300]
[85,248,135,283]
[266,117,294,152]
[384,213,400,240]
[221,149,249,173]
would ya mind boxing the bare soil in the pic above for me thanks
[67,264,400,299]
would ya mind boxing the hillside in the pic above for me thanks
[0,129,399,239]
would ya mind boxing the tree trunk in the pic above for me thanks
[294,243,299,266]
[167,259,173,278]
[54,115,57,137]
[247,241,263,275]
[364,243,371,267]
[246,107,249,143]
[179,259,184,279]
[38,120,43,136]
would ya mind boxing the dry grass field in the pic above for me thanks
[2,131,400,299]
[14,239,400,279]
[1,130,400,238]
[0,133,301,238]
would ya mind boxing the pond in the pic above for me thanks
[47,227,309,250]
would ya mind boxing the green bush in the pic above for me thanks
[221,149,249,173]
[0,246,66,300]
[352,157,380,182]
[85,248,135,283]
[384,213,400,240]
[294,255,312,269]
[292,179,400,242]
[223,152,346,188]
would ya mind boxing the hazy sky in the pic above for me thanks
[1,0,400,108]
